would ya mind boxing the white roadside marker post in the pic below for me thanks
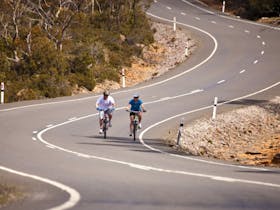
[212,97,218,120]
[121,68,126,88]
[173,17,176,32]
[177,118,184,146]
[1,82,4,104]
[185,40,189,57]
[222,1,226,13]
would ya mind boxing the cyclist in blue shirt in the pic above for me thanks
[126,94,146,136]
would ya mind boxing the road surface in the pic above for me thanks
[1,0,280,209]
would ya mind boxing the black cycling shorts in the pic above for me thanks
[130,112,139,116]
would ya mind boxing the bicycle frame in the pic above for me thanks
[100,110,109,139]
[129,110,140,141]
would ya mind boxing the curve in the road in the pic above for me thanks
[35,80,280,190]
[0,166,80,210]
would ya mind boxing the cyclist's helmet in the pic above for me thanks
[133,94,139,98]
[103,90,110,96]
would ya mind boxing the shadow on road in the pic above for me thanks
[75,134,193,156]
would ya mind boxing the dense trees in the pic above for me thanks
[0,0,154,102]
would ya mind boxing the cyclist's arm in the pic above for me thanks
[96,101,100,109]
[126,104,132,111]
[96,97,101,110]
[141,104,146,112]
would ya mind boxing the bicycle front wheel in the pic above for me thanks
[103,121,107,139]
[133,123,137,141]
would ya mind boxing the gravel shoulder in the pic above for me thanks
[165,97,280,167]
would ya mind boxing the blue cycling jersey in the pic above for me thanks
[129,99,143,111]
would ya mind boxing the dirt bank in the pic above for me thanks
[166,97,280,167]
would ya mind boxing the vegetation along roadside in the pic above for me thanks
[0,0,154,102]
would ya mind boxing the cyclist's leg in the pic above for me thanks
[99,111,104,133]
[137,112,142,128]
[138,112,142,123]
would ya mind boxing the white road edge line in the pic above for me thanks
[36,82,280,190]
[0,166,80,210]
[181,0,215,15]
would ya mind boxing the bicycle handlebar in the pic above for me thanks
[97,107,115,112]
[126,109,146,113]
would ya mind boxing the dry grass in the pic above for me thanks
[0,183,22,207]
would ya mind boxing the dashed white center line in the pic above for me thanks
[211,21,217,24]
[181,12,186,16]
[257,35,261,39]
[217,80,226,84]
[254,60,259,64]
[32,137,37,141]
[195,17,200,20]
[160,97,171,101]
[166,6,171,10]
[244,30,250,33]
[261,51,264,55]
[262,41,266,46]
[190,89,204,94]
[228,25,234,28]
[240,69,246,74]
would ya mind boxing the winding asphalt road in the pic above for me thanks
[1,0,280,209]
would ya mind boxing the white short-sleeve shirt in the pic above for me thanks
[96,96,115,110]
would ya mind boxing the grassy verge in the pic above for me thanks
[0,184,22,207]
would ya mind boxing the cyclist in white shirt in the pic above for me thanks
[96,90,115,134]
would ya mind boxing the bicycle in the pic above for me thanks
[99,109,110,139]
[127,110,146,141]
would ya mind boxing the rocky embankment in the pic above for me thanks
[93,21,197,92]
[166,97,280,167]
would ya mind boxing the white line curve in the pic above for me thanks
[0,166,80,210]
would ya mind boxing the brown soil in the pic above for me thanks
[166,98,280,167]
